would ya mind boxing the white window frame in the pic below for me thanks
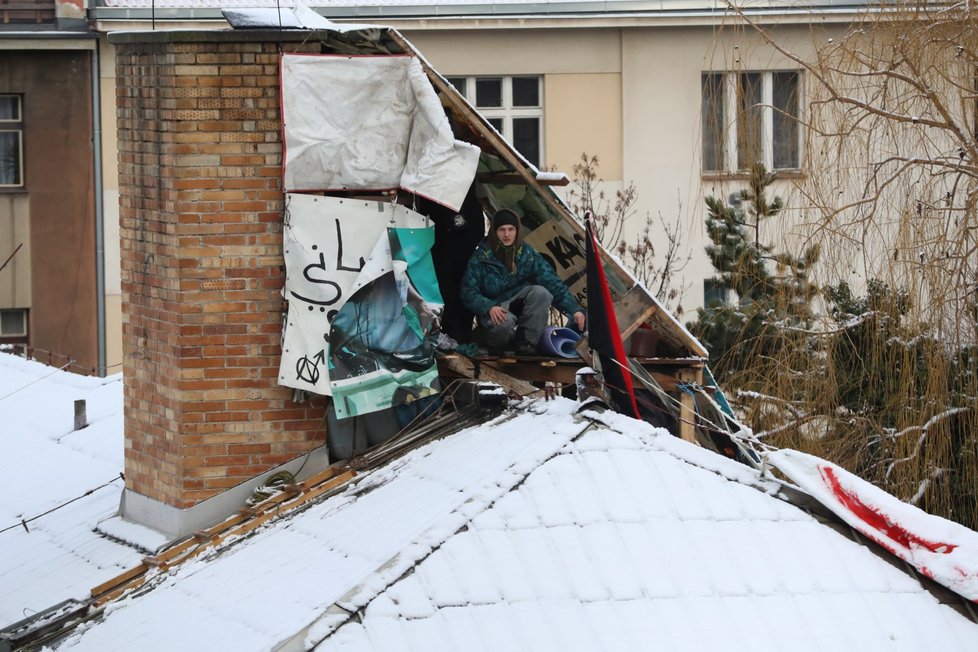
[0,94,24,188]
[702,70,803,174]
[446,75,544,167]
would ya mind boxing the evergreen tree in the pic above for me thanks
[688,163,819,383]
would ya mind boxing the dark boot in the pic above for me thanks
[514,329,538,357]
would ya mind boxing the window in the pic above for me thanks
[703,279,731,308]
[446,75,543,168]
[0,95,23,187]
[0,309,27,337]
[702,71,801,173]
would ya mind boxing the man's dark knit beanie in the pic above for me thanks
[492,209,520,232]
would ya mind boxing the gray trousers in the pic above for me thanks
[478,285,553,349]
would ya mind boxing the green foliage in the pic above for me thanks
[819,280,978,527]
[687,164,978,528]
[688,163,819,383]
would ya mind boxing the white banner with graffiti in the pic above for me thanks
[328,227,443,419]
[279,194,427,394]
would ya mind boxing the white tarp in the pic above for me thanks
[278,194,427,394]
[280,54,480,211]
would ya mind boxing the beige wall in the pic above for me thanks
[404,27,625,182]
[89,20,855,344]
[0,194,30,307]
[99,39,123,373]
[545,73,622,180]
[0,46,99,368]
[404,28,622,76]
[410,23,844,311]
[620,22,848,311]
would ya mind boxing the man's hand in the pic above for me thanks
[488,305,508,325]
[572,311,586,331]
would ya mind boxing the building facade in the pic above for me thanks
[1,1,866,376]
[0,1,115,373]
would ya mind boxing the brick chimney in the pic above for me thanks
[112,31,326,536]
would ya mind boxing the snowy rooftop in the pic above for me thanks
[3,352,977,650]
[0,354,144,630]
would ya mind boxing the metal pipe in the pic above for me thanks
[92,40,107,377]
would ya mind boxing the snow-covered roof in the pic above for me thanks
[0,354,962,650]
[0,354,147,629]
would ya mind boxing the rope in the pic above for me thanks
[602,355,768,452]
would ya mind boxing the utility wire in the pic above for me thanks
[0,359,74,404]
[0,473,124,535]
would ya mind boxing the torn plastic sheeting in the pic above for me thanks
[280,54,479,211]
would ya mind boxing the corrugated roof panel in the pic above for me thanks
[311,424,978,650]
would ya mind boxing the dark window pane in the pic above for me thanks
[0,96,18,121]
[512,76,539,107]
[773,72,800,169]
[488,117,504,134]
[704,279,730,307]
[737,72,763,170]
[445,77,467,96]
[1,310,26,336]
[701,73,725,172]
[513,117,540,167]
[475,78,502,108]
[0,131,21,186]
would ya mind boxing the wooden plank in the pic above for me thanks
[92,576,147,608]
[649,371,681,393]
[489,361,577,385]
[220,471,357,543]
[615,284,659,341]
[437,355,537,396]
[635,357,707,367]
[677,369,701,445]
[391,30,540,192]
[477,172,570,187]
[90,469,357,606]
[575,336,593,365]
[90,563,148,598]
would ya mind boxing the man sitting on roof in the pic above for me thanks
[460,209,585,356]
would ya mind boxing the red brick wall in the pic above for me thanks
[116,37,325,509]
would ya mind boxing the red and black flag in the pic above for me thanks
[584,213,640,419]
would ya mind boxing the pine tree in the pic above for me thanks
[689,163,819,383]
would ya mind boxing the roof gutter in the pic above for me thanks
[88,1,879,28]
[92,41,107,378]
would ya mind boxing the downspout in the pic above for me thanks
[92,40,107,377]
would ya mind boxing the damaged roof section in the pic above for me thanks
[53,400,978,651]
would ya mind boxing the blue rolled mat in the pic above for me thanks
[538,326,582,358]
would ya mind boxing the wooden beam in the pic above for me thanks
[389,29,541,192]
[615,284,660,342]
[677,369,700,445]
[478,172,570,187]
[490,360,577,384]
[91,467,356,606]
[437,355,537,396]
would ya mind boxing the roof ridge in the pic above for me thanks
[288,414,600,650]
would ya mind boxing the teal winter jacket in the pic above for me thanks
[460,240,582,318]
